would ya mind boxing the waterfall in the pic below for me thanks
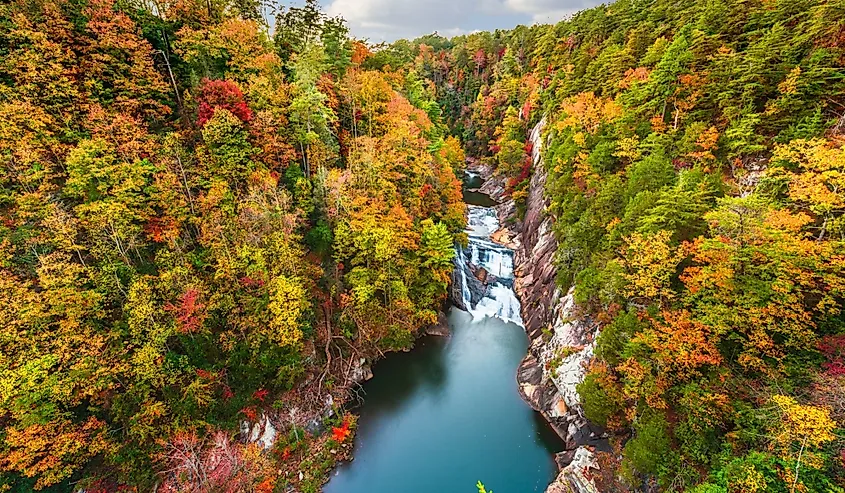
[466,238,513,279]
[471,284,523,326]
[458,246,472,305]
[456,204,524,326]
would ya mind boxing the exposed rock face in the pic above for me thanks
[518,288,605,450]
[513,119,561,340]
[241,413,277,450]
[467,158,508,204]
[450,258,469,311]
[425,311,451,337]
[451,247,490,310]
[547,447,601,493]
[349,357,374,384]
[466,158,494,181]
[460,121,606,492]
[508,119,606,492]
[737,157,768,197]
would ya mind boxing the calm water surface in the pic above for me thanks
[323,309,563,493]
[463,171,498,207]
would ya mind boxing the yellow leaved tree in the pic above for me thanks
[770,394,836,472]
[267,276,308,347]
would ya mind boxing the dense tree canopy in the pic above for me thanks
[391,0,845,490]
[0,0,463,490]
[1,0,845,490]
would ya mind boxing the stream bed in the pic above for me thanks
[323,174,563,493]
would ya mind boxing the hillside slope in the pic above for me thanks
[402,0,845,490]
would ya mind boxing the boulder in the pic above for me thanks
[554,450,576,469]
[546,447,601,493]
[241,413,277,451]
[305,418,325,436]
[491,228,519,249]
[425,311,451,337]
[349,358,373,384]
[516,353,544,411]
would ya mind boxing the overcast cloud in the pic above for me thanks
[320,0,605,42]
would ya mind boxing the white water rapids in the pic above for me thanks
[457,205,523,327]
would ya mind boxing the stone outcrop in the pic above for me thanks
[349,357,374,384]
[425,311,452,337]
[516,288,605,451]
[240,413,278,450]
[450,258,468,311]
[462,120,607,492]
[513,165,559,340]
[450,249,490,310]
[547,447,602,493]
[502,118,606,492]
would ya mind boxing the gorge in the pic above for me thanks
[2,0,844,491]
[323,158,563,492]
[325,121,604,493]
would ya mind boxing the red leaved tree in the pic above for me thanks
[196,78,253,127]
[165,288,207,333]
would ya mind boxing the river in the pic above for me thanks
[323,173,564,493]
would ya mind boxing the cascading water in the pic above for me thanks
[456,204,523,326]
[458,246,473,306]
[324,166,564,493]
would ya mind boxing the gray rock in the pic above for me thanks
[349,358,373,384]
[466,158,494,180]
[449,258,468,311]
[546,447,601,493]
[305,418,325,436]
[450,247,489,309]
[555,450,576,469]
[241,413,277,451]
[425,311,451,337]
[505,119,607,493]
[479,176,507,203]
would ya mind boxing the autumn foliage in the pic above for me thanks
[2,0,845,490]
[372,0,845,490]
[0,0,462,490]
[331,419,352,442]
[196,78,253,127]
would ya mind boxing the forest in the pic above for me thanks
[0,0,464,490]
[1,0,844,491]
[397,0,845,491]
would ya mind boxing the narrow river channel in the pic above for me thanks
[323,173,564,493]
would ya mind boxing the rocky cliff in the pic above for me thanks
[501,119,607,492]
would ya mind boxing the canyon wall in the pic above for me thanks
[507,119,607,492]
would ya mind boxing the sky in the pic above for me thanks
[317,0,606,42]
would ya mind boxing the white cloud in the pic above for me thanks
[326,0,472,41]
[503,0,601,23]
[324,0,603,42]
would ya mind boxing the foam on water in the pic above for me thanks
[470,283,524,326]
[458,200,523,327]
[466,205,500,238]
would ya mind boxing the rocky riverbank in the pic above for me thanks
[471,119,607,493]
[237,310,454,491]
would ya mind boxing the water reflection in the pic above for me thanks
[353,335,449,418]
[324,308,563,493]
